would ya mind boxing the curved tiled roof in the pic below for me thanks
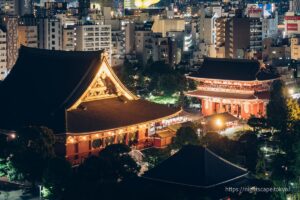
[0,46,102,132]
[66,98,180,133]
[189,57,279,81]
[143,145,248,188]
[0,47,180,133]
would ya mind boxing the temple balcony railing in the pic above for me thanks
[197,86,269,94]
[197,86,254,94]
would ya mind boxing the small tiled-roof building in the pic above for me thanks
[143,145,248,188]
[0,46,181,164]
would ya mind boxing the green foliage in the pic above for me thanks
[42,157,72,199]
[238,132,259,172]
[267,80,288,131]
[9,126,56,185]
[0,158,7,177]
[63,144,141,200]
[287,98,300,122]
[247,116,267,132]
[255,152,266,178]
[142,148,170,169]
[170,126,199,150]
[120,60,189,103]
[98,144,140,182]
[6,159,24,181]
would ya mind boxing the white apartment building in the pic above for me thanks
[38,18,62,50]
[75,23,112,63]
[262,12,278,39]
[0,27,7,80]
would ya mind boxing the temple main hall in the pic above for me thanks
[0,46,181,164]
[186,58,280,119]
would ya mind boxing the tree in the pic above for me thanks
[238,132,259,172]
[42,157,72,199]
[287,98,300,122]
[170,126,199,150]
[142,148,170,169]
[9,126,55,186]
[98,144,140,182]
[267,80,288,131]
[247,116,267,132]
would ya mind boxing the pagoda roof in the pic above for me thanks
[0,47,180,133]
[143,145,248,188]
[204,112,239,123]
[188,57,279,81]
[67,98,180,133]
[185,90,270,101]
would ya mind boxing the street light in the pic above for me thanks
[288,88,294,96]
[0,130,17,141]
[215,118,223,134]
[215,118,223,127]
[9,133,16,139]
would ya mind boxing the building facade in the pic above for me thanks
[18,25,38,48]
[2,16,18,70]
[0,47,182,165]
[186,58,279,119]
[75,23,112,64]
[38,18,62,50]
[62,26,76,51]
[0,27,7,80]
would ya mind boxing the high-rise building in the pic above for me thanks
[152,16,185,37]
[225,17,250,58]
[0,0,18,15]
[111,30,125,67]
[78,0,90,18]
[1,16,18,70]
[124,0,135,9]
[18,25,38,48]
[249,18,263,53]
[18,14,38,48]
[293,0,300,14]
[75,22,112,63]
[38,18,62,50]
[262,12,278,39]
[0,0,33,16]
[284,12,300,38]
[19,0,33,16]
[125,22,135,54]
[0,26,7,80]
[62,26,76,51]
[291,37,300,60]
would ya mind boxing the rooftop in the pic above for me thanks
[0,47,180,133]
[143,145,248,188]
[188,57,279,81]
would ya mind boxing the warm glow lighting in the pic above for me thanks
[10,133,16,139]
[68,137,75,144]
[215,118,223,127]
[288,88,294,95]
[134,0,160,8]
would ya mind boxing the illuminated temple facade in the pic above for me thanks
[186,58,279,119]
[0,47,181,164]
